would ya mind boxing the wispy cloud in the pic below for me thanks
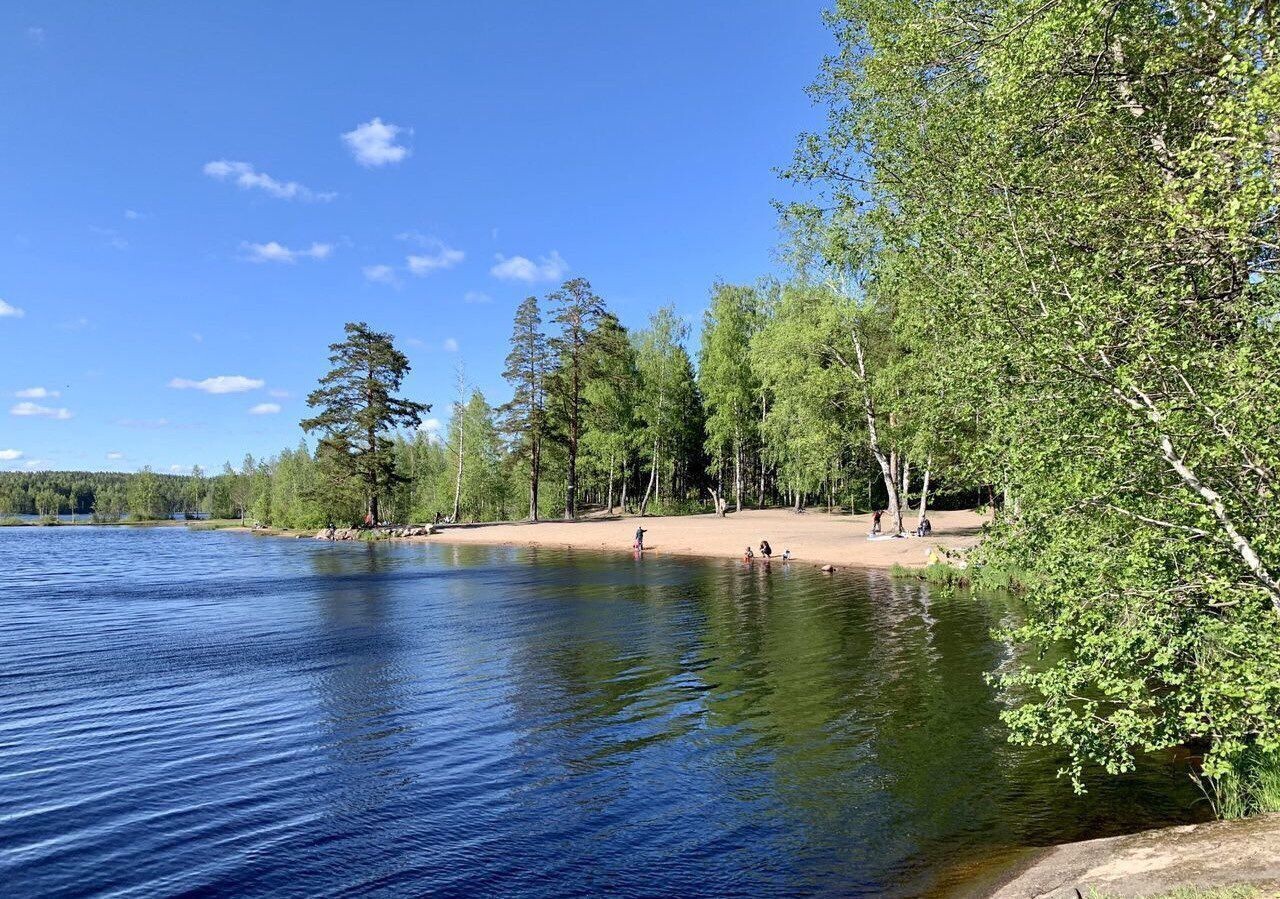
[124,209,145,220]
[268,388,290,398]
[23,459,50,470]
[0,299,26,318]
[0,449,23,461]
[169,375,264,394]
[464,291,491,304]
[203,160,336,202]
[106,451,124,460]
[15,387,59,399]
[407,246,464,275]
[116,418,170,429]
[90,225,128,250]
[342,118,410,167]
[363,264,399,286]
[490,251,568,282]
[248,403,281,415]
[241,241,332,263]
[443,337,459,352]
[11,401,72,420]
[25,26,44,45]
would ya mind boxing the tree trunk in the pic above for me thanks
[851,327,904,535]
[606,451,616,515]
[902,457,911,512]
[639,440,659,516]
[452,409,464,523]
[733,432,743,514]
[529,441,540,522]
[917,459,931,532]
[620,456,629,514]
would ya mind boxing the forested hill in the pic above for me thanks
[0,469,221,520]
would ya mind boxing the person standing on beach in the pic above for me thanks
[871,510,883,535]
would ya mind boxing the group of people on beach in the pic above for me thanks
[744,540,790,563]
[633,527,790,564]
[869,509,932,537]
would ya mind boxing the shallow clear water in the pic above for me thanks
[0,527,1203,897]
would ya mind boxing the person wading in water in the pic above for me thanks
[634,526,647,551]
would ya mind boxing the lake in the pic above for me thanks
[0,526,1204,896]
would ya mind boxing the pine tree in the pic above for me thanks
[500,296,550,521]
[301,322,429,525]
[546,278,605,519]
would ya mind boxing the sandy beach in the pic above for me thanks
[427,507,987,570]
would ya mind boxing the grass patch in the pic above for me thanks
[0,516,29,527]
[1202,749,1280,820]
[187,519,245,531]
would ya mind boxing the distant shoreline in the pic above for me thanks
[5,508,988,573]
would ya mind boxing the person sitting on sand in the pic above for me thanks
[635,526,647,551]
[759,540,772,560]
[744,546,754,561]
[871,509,883,535]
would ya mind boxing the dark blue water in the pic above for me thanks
[0,527,1203,897]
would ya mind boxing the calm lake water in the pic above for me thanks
[0,527,1204,897]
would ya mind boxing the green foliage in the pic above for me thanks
[789,0,1280,800]
[302,321,430,523]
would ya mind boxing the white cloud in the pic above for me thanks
[443,337,459,352]
[106,451,124,460]
[249,402,281,415]
[23,459,50,470]
[124,209,143,220]
[241,241,332,263]
[15,387,59,399]
[417,417,443,444]
[168,375,264,394]
[0,449,23,461]
[363,264,398,285]
[463,291,491,304]
[0,299,26,318]
[407,243,464,275]
[342,118,410,167]
[203,160,335,202]
[11,401,72,420]
[490,251,568,282]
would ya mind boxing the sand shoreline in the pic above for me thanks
[420,508,986,571]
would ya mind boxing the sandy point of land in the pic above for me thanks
[426,507,987,570]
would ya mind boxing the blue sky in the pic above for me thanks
[0,3,830,475]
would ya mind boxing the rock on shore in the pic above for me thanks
[985,813,1280,898]
[313,525,436,541]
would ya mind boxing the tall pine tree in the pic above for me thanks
[500,296,550,521]
[301,322,429,525]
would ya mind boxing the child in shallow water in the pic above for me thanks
[743,546,754,561]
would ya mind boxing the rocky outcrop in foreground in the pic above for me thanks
[314,525,436,541]
[986,813,1280,898]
